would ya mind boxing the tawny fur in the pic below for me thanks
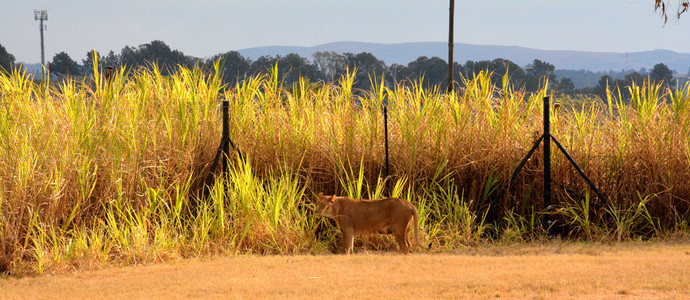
[314,193,425,254]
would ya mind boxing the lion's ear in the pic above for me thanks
[329,195,335,203]
[317,192,323,198]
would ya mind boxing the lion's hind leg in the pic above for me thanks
[393,232,409,254]
[404,217,413,249]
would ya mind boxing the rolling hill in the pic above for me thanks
[237,41,690,73]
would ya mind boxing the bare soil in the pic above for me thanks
[1,242,689,299]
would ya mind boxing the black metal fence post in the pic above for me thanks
[492,95,609,232]
[204,99,247,197]
[222,100,230,175]
[543,96,552,210]
[383,106,390,194]
[543,96,554,233]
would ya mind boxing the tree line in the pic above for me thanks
[1,40,683,97]
[49,40,571,94]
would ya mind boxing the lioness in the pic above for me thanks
[314,193,425,254]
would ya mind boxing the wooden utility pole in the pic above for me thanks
[448,0,454,93]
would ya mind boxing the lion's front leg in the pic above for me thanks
[336,216,355,254]
[339,230,354,254]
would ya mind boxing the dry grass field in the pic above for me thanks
[1,242,688,299]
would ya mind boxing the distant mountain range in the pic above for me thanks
[237,41,690,73]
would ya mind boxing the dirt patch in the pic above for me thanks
[1,242,689,299]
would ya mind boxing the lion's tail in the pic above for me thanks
[412,206,431,250]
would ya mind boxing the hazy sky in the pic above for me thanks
[2,0,689,64]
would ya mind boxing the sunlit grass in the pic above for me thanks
[0,62,689,275]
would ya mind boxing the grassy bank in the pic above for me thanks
[0,62,688,275]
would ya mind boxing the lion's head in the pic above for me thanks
[314,193,336,217]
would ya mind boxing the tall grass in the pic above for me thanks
[1,63,689,275]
